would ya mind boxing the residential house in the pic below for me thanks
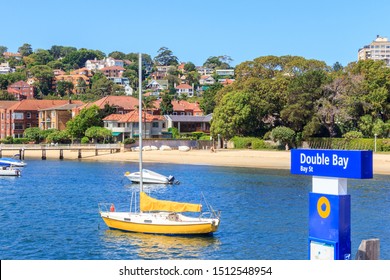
[196,66,214,76]
[175,83,194,97]
[103,110,167,141]
[146,79,169,96]
[74,95,139,116]
[7,81,35,100]
[100,66,125,78]
[2,52,22,60]
[150,65,172,80]
[219,78,235,86]
[153,99,203,116]
[38,100,84,131]
[0,100,80,139]
[199,75,215,85]
[0,62,15,74]
[215,69,235,77]
[165,114,212,134]
[70,67,93,77]
[177,62,186,73]
[85,57,124,71]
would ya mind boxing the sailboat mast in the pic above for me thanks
[138,53,143,193]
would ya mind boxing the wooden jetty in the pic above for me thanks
[0,144,121,160]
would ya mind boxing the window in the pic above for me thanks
[51,111,56,117]
[14,123,23,130]
[26,112,31,119]
[152,122,159,128]
[26,123,31,128]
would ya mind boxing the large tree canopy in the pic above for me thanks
[154,47,178,66]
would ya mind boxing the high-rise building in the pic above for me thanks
[358,35,390,66]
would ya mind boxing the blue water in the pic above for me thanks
[0,159,389,260]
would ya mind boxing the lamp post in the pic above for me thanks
[374,134,377,152]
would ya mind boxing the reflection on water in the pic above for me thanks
[102,230,221,260]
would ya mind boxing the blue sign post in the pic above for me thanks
[291,149,373,260]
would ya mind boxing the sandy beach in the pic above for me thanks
[2,148,390,175]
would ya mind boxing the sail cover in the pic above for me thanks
[140,192,202,212]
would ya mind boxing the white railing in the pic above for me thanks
[0,143,121,149]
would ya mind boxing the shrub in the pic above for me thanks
[81,136,90,144]
[343,131,364,140]
[123,138,136,145]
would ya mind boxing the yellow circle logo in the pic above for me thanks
[317,196,331,219]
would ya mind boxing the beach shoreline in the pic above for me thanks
[2,148,389,175]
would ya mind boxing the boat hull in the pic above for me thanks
[100,212,219,235]
[125,169,174,184]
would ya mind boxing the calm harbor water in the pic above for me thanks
[0,159,389,260]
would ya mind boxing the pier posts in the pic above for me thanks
[42,149,46,160]
[95,149,98,156]
[78,149,82,159]
[355,238,380,260]
[0,149,2,158]
[59,149,63,160]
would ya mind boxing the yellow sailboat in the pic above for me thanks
[99,54,220,235]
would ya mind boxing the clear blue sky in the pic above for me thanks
[2,0,390,67]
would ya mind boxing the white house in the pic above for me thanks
[175,83,194,97]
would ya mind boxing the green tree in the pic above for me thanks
[0,90,16,100]
[159,93,173,115]
[56,80,74,97]
[28,49,54,66]
[46,130,71,144]
[271,126,296,149]
[23,127,43,143]
[85,126,111,143]
[203,55,233,69]
[62,48,105,69]
[29,65,54,96]
[154,47,178,66]
[108,51,126,59]
[90,74,114,96]
[0,46,7,54]
[211,91,254,139]
[49,45,77,59]
[199,83,223,114]
[18,43,33,56]
[66,105,102,141]
[281,70,329,133]
[184,62,196,72]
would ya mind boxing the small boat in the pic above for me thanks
[99,54,220,235]
[0,165,21,176]
[0,156,27,167]
[125,169,176,184]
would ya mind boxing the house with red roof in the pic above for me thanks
[175,83,194,97]
[7,81,35,100]
[100,66,125,78]
[103,110,167,141]
[75,95,139,116]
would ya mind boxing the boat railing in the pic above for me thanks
[98,203,112,213]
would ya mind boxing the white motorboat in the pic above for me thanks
[125,168,175,184]
[0,165,21,176]
[0,156,27,167]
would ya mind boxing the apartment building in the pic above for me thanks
[0,100,78,139]
[358,35,390,66]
